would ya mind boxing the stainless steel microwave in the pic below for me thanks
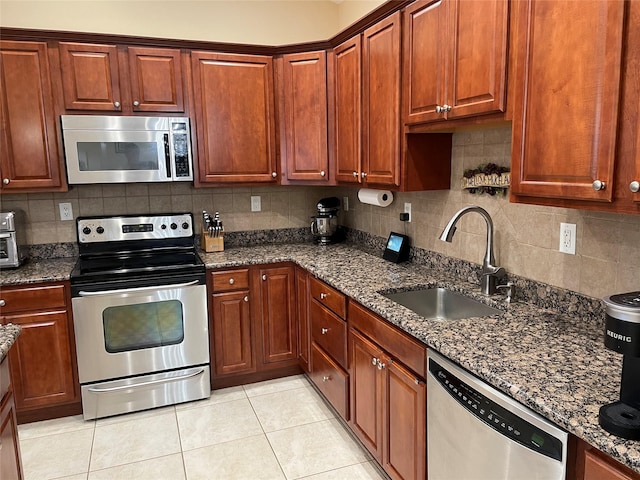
[61,115,193,184]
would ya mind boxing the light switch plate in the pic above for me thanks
[251,196,261,212]
[559,223,576,254]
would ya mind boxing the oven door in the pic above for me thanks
[71,279,208,384]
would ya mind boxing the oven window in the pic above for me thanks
[77,141,159,171]
[103,300,184,353]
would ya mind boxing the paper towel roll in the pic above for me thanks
[357,188,394,207]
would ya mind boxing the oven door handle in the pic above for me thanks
[86,368,205,393]
[77,280,200,297]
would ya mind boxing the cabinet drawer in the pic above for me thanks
[0,283,66,314]
[211,269,250,292]
[309,276,346,318]
[309,342,349,420]
[310,299,347,368]
[349,301,426,379]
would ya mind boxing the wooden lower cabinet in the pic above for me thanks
[295,267,311,373]
[574,437,640,480]
[0,282,80,422]
[309,343,348,420]
[211,290,254,376]
[1,357,23,480]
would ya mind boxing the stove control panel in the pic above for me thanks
[77,214,193,243]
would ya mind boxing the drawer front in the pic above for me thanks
[0,283,66,314]
[310,299,347,368]
[349,300,426,379]
[309,276,346,318]
[309,342,349,420]
[211,269,250,292]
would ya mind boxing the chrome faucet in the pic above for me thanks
[439,206,505,295]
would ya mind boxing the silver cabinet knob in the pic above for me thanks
[630,181,640,193]
[0,299,5,307]
[321,328,329,335]
[320,170,326,177]
[229,278,235,285]
[2,178,9,185]
[352,171,358,178]
[320,293,327,299]
[244,295,249,302]
[443,104,452,112]
[592,180,606,191]
[414,379,420,385]
[377,360,385,370]
[361,172,367,179]
[114,101,121,108]
[322,375,331,382]
[271,172,277,178]
[262,274,267,281]
[435,105,442,113]
[133,100,140,107]
[371,357,378,366]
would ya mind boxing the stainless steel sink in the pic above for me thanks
[382,287,502,321]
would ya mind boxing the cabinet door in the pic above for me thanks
[349,328,384,462]
[403,0,447,125]
[510,0,624,202]
[281,51,329,183]
[2,311,78,410]
[1,389,23,480]
[333,36,362,185]
[295,267,311,373]
[191,52,277,184]
[127,47,184,113]
[384,360,426,480]
[0,41,64,192]
[212,290,254,376]
[447,0,508,119]
[583,448,639,480]
[257,266,297,364]
[58,42,122,111]
[362,13,401,187]
[632,93,640,204]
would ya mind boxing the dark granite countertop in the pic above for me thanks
[0,324,21,362]
[1,244,638,473]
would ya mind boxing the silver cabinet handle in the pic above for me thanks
[262,274,267,281]
[271,172,277,178]
[371,357,378,366]
[352,171,358,178]
[630,181,640,193]
[2,179,9,185]
[361,172,367,179]
[320,293,327,299]
[114,101,121,108]
[321,328,329,335]
[322,375,331,382]
[244,295,249,302]
[592,180,606,191]
[320,170,326,177]
[0,300,5,307]
[78,280,199,297]
[87,368,205,393]
[229,278,235,285]
[133,100,140,107]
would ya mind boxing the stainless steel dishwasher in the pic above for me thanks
[427,349,568,480]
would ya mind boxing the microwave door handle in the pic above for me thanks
[77,280,200,297]
[163,133,172,179]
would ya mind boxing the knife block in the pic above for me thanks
[202,229,224,252]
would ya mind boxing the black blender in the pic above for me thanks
[599,291,640,440]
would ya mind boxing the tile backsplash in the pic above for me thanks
[1,126,638,300]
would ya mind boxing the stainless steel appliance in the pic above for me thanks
[311,197,342,244]
[599,291,640,439]
[0,211,27,268]
[70,213,210,420]
[61,115,193,184]
[427,349,568,480]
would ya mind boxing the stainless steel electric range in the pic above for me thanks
[70,213,210,420]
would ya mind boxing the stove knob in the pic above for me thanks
[82,227,91,235]
[182,222,189,230]
[96,226,105,234]
[161,224,167,229]
[170,223,178,230]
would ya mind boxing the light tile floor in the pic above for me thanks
[18,375,387,480]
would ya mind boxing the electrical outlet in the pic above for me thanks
[251,196,261,212]
[404,202,412,222]
[59,202,73,221]
[343,196,349,212]
[559,222,576,254]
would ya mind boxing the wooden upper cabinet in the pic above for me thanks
[333,36,362,185]
[127,47,184,112]
[362,12,401,187]
[632,93,640,204]
[58,43,184,113]
[403,0,508,125]
[0,41,65,192]
[191,51,277,185]
[279,51,330,184]
[510,0,624,202]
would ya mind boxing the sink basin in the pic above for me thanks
[382,287,502,321]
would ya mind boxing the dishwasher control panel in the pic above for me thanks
[429,359,564,461]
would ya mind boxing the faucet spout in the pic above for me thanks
[439,206,505,295]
